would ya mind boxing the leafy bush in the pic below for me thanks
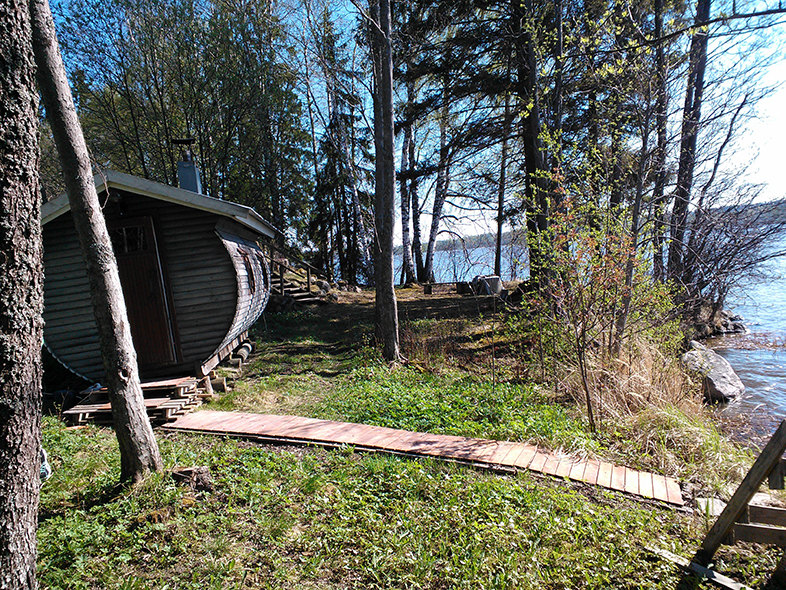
[521,200,693,432]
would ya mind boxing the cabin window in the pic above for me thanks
[109,226,148,254]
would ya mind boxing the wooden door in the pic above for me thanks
[108,217,178,370]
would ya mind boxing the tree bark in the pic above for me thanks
[495,94,512,277]
[400,116,416,285]
[0,0,43,586]
[400,10,418,286]
[613,117,650,355]
[341,129,372,283]
[513,0,550,288]
[370,0,401,362]
[668,0,711,284]
[651,0,670,282]
[410,128,425,282]
[30,0,163,483]
[424,103,450,284]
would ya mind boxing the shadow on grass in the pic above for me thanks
[38,481,128,523]
[247,291,512,380]
[248,341,360,377]
[254,291,502,347]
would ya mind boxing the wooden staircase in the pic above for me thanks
[269,266,324,305]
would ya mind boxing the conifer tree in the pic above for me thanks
[0,0,43,584]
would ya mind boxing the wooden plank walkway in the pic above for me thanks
[163,410,684,506]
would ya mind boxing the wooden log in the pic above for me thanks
[236,342,253,362]
[696,420,786,565]
[211,377,227,392]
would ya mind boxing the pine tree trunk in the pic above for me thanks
[668,0,711,285]
[370,0,401,362]
[341,131,372,283]
[495,94,512,278]
[30,0,163,483]
[0,0,43,585]
[513,0,550,288]
[410,131,425,282]
[613,121,650,355]
[651,0,670,282]
[400,120,416,285]
[424,104,450,283]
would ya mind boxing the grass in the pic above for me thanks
[40,418,702,590]
[38,288,783,588]
[313,365,597,454]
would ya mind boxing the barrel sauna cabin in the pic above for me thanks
[41,170,277,384]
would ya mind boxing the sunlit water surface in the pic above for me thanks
[709,255,786,445]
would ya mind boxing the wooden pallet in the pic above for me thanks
[63,376,207,426]
[163,410,684,506]
[90,376,200,400]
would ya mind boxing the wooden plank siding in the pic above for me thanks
[42,188,257,382]
[151,208,236,366]
[43,214,104,380]
[211,226,270,368]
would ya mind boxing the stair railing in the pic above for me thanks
[264,242,323,296]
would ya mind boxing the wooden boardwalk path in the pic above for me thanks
[163,410,684,506]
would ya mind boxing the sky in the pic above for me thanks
[739,57,786,201]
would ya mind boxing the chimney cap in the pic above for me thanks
[172,138,197,162]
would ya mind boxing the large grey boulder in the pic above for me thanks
[682,341,744,403]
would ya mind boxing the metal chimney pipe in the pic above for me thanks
[172,138,203,194]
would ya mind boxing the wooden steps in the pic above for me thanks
[269,269,324,305]
[63,377,212,426]
[163,410,684,506]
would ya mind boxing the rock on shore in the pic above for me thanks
[682,341,745,403]
[691,305,746,339]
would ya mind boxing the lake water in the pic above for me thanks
[709,255,786,443]
[396,242,529,284]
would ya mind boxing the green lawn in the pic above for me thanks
[37,291,780,589]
